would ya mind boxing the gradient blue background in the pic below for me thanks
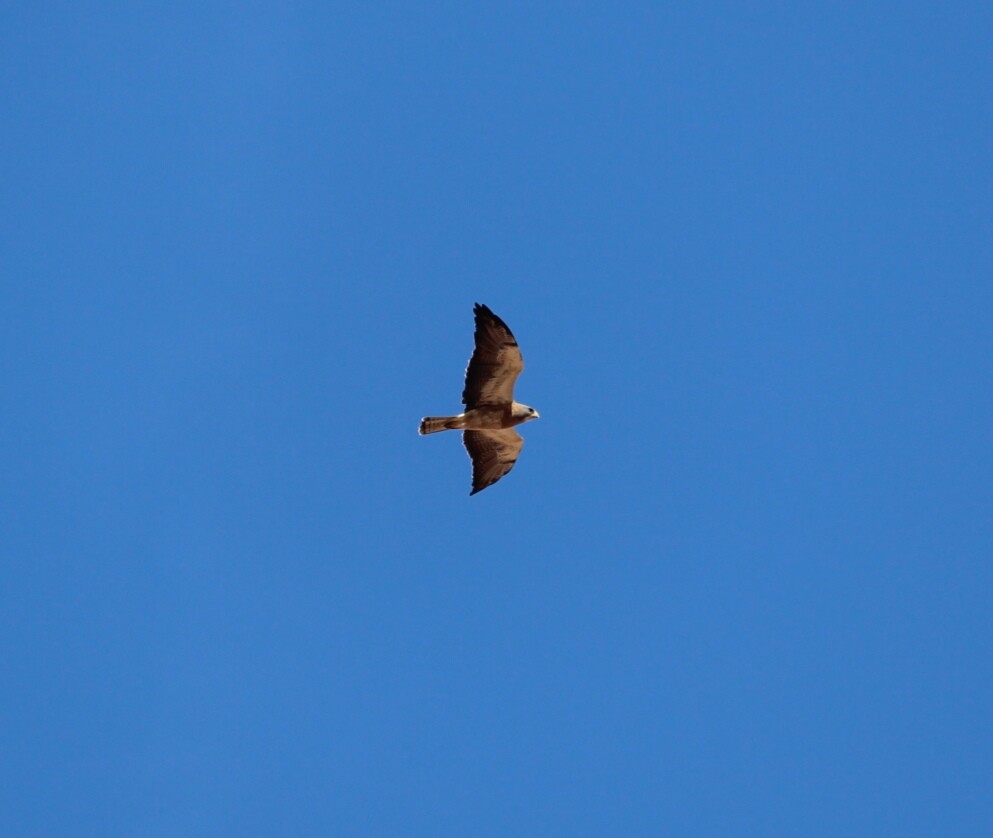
[3,3,992,835]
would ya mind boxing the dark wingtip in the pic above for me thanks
[472,303,514,337]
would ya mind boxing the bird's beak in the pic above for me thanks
[533,410,541,419]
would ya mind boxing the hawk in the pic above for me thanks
[419,303,540,495]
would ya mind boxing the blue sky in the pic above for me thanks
[3,2,992,835]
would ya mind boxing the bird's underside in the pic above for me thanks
[419,403,530,434]
[419,303,539,495]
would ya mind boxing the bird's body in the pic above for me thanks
[419,304,539,494]
[419,402,536,435]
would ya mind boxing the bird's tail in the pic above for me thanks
[419,416,463,435]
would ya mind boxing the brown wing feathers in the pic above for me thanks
[463,429,525,495]
[462,303,524,407]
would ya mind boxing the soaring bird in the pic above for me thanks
[419,303,540,495]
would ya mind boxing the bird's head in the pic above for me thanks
[512,402,540,423]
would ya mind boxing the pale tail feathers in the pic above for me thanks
[419,415,464,435]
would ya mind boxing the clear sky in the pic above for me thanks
[3,3,992,835]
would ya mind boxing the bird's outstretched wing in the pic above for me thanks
[462,303,524,407]
[463,428,524,495]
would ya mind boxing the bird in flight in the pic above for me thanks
[419,303,540,495]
